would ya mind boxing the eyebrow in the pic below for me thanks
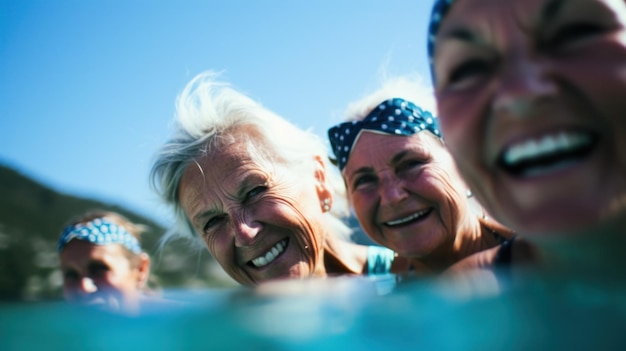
[541,0,565,24]
[391,150,410,165]
[191,173,261,227]
[193,208,219,228]
[347,150,411,180]
[440,27,480,44]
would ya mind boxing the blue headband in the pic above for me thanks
[328,98,441,171]
[427,0,457,82]
[58,218,142,254]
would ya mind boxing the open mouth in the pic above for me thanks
[497,131,597,178]
[248,238,289,268]
[384,208,432,228]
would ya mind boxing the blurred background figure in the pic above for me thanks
[150,71,396,286]
[58,210,154,314]
[428,0,626,277]
[328,76,513,275]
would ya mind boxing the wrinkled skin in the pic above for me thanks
[343,131,479,263]
[433,0,626,236]
[178,129,331,285]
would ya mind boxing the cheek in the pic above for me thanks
[349,192,374,220]
[437,88,490,167]
[422,167,465,212]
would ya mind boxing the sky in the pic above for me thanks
[0,0,436,227]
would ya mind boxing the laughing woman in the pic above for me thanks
[328,77,514,274]
[427,0,626,276]
[150,71,395,286]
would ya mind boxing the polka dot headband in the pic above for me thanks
[328,98,441,171]
[427,0,457,81]
[58,217,142,254]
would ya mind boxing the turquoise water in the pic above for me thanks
[2,273,625,350]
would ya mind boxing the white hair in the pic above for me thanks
[150,71,351,246]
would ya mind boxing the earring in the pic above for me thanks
[322,198,331,212]
[466,190,473,198]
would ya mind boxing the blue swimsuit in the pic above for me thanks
[367,245,396,275]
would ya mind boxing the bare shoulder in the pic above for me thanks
[446,245,501,275]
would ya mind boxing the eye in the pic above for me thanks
[396,159,423,174]
[447,58,492,87]
[352,174,377,191]
[245,185,267,201]
[63,270,79,281]
[203,214,226,232]
[546,22,607,48]
[88,263,109,277]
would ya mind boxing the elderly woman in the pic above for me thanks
[427,0,626,273]
[150,72,396,286]
[58,210,153,314]
[327,77,514,274]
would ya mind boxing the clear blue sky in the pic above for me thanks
[0,0,435,226]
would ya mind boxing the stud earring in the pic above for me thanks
[322,198,331,212]
[466,190,473,198]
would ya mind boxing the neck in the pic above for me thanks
[437,215,509,271]
[323,235,369,276]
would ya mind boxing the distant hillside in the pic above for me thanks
[0,164,235,301]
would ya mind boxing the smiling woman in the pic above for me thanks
[427,0,626,275]
[150,71,394,286]
[328,76,514,274]
[58,210,153,315]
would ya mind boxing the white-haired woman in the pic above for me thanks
[150,72,396,286]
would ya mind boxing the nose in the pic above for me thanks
[379,175,408,207]
[493,57,558,118]
[79,277,98,294]
[232,214,262,247]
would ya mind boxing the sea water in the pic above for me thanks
[1,272,625,351]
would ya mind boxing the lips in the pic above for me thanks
[497,131,597,178]
[384,208,432,227]
[248,238,289,268]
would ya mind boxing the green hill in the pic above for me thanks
[0,164,235,301]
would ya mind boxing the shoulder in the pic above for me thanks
[446,245,501,274]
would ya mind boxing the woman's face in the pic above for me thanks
[433,0,626,235]
[60,240,143,311]
[343,131,469,258]
[178,133,329,285]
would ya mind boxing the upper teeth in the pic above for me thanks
[386,209,430,226]
[251,239,287,268]
[503,132,591,165]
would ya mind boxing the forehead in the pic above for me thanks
[441,0,610,30]
[60,240,127,265]
[178,137,272,210]
[347,132,439,167]
[181,138,266,189]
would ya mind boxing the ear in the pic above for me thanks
[136,253,151,289]
[313,155,332,209]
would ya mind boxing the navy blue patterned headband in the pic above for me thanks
[427,0,457,82]
[328,98,441,171]
[58,218,142,254]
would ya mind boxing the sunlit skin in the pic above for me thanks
[343,131,503,271]
[60,239,149,313]
[433,0,626,236]
[178,128,336,285]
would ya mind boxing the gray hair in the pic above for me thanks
[150,71,351,246]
